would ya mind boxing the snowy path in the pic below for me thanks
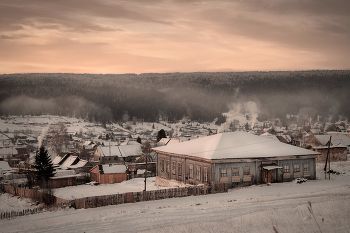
[1,186,349,233]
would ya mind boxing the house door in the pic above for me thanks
[109,175,114,184]
[263,170,275,183]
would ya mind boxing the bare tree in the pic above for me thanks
[49,123,69,155]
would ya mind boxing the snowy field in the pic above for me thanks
[1,159,350,232]
[54,177,169,200]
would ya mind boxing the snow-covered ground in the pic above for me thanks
[1,159,350,232]
[54,177,169,200]
[0,193,41,212]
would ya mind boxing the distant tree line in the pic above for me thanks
[0,70,349,125]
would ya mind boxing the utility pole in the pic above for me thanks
[144,143,150,192]
[324,136,332,180]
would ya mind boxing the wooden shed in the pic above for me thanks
[49,170,78,188]
[90,164,127,184]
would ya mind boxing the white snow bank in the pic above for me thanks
[0,193,40,212]
[54,177,169,200]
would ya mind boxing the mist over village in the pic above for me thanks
[1,1,350,233]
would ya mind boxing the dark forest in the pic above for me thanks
[0,70,349,125]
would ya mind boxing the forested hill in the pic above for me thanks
[0,70,349,125]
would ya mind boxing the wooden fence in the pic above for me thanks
[0,207,45,220]
[73,183,228,209]
[2,185,71,206]
[2,183,228,213]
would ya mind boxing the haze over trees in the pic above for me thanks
[0,70,349,125]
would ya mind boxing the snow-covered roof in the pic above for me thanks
[83,141,94,146]
[60,156,78,168]
[67,159,88,169]
[97,145,142,158]
[314,135,350,146]
[158,138,171,145]
[260,134,280,141]
[52,156,63,165]
[101,164,126,174]
[0,161,12,174]
[312,144,347,149]
[0,147,15,155]
[119,145,142,157]
[153,132,320,160]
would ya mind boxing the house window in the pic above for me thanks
[304,163,309,172]
[243,167,250,175]
[203,167,208,182]
[283,165,290,173]
[196,166,201,181]
[294,164,300,172]
[189,164,193,179]
[232,167,239,176]
[172,161,176,175]
[160,160,164,172]
[178,162,182,176]
[220,168,227,177]
[166,161,170,173]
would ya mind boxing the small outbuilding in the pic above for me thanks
[49,170,78,188]
[311,144,347,163]
[90,164,127,184]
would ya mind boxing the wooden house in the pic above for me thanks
[306,134,350,153]
[152,132,320,188]
[93,145,142,164]
[90,164,127,184]
[49,170,78,188]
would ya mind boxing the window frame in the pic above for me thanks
[203,167,208,182]
[178,162,182,176]
[189,164,193,179]
[160,160,164,172]
[232,167,239,176]
[166,160,170,173]
[172,161,176,175]
[283,165,290,173]
[243,167,250,175]
[303,163,309,172]
[196,166,201,181]
[220,168,228,177]
[293,164,300,172]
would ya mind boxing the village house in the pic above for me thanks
[90,164,127,184]
[49,170,78,188]
[52,153,93,174]
[306,134,350,153]
[0,160,15,178]
[152,132,320,188]
[311,145,347,163]
[93,144,142,164]
[0,147,17,159]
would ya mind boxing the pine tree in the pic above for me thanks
[157,129,167,142]
[34,146,55,185]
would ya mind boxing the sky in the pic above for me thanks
[0,0,349,74]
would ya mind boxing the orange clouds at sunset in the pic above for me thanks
[1,0,349,74]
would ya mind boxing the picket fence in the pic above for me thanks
[0,207,45,220]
